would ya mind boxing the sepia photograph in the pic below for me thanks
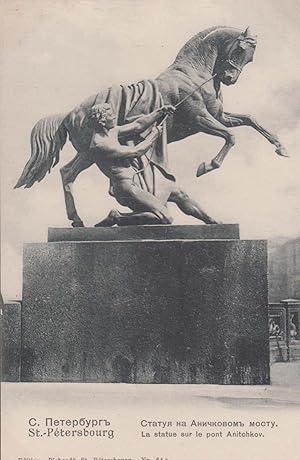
[1,0,300,459]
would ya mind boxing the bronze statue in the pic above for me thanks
[15,26,288,227]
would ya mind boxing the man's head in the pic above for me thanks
[88,103,115,129]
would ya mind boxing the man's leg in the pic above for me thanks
[169,188,219,224]
[95,209,165,227]
[95,182,173,227]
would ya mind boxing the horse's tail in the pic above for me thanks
[14,113,68,189]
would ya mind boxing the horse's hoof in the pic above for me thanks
[196,162,207,177]
[275,146,289,157]
[72,220,84,228]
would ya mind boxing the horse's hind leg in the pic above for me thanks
[60,153,93,227]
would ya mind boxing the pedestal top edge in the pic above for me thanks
[25,239,268,249]
[48,224,240,242]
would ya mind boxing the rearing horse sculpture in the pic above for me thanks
[15,25,288,227]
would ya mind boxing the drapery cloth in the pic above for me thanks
[66,80,175,196]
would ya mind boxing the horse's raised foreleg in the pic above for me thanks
[60,153,94,227]
[220,112,288,157]
[194,113,236,177]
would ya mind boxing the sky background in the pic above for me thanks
[1,0,300,299]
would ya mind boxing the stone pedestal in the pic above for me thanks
[21,225,269,384]
[1,302,21,381]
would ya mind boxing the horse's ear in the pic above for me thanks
[243,26,252,37]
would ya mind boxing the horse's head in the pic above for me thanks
[220,27,257,86]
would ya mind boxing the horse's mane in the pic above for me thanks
[174,25,241,63]
[194,25,227,41]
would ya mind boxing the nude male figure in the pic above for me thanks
[88,103,218,226]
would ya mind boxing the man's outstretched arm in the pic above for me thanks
[98,126,163,160]
[118,105,175,137]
